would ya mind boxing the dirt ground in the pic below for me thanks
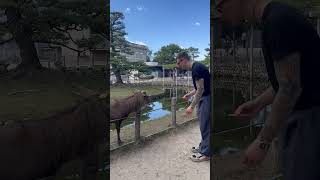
[212,140,282,180]
[110,110,197,150]
[110,120,210,180]
[110,119,282,180]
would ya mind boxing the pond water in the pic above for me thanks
[145,101,170,120]
[112,88,189,128]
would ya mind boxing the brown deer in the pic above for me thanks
[0,94,108,180]
[110,91,150,145]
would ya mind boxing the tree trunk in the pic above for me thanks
[114,69,123,84]
[7,8,42,71]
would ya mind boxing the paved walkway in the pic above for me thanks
[110,121,210,180]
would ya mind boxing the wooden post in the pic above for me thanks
[317,18,320,36]
[77,52,80,68]
[171,97,177,127]
[92,51,95,67]
[63,56,66,67]
[232,83,236,110]
[162,68,165,89]
[233,31,236,63]
[249,25,254,135]
[135,111,141,142]
[175,68,178,98]
[272,137,281,174]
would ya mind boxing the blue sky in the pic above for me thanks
[111,0,210,61]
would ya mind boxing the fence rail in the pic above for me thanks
[110,98,191,144]
[213,105,282,180]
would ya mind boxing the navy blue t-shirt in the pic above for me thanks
[191,62,211,96]
[262,1,320,110]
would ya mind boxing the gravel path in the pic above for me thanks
[110,121,210,180]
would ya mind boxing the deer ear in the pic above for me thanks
[141,90,147,95]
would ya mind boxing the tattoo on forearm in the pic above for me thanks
[275,53,301,102]
[190,79,204,108]
[259,123,276,142]
[187,89,196,97]
[258,53,302,142]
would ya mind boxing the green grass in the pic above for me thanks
[110,85,163,99]
[0,69,107,122]
[162,64,176,69]
[0,69,109,179]
[110,108,197,149]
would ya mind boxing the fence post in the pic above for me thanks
[162,68,165,90]
[91,51,95,68]
[135,111,141,142]
[249,24,254,135]
[63,56,66,67]
[171,97,177,127]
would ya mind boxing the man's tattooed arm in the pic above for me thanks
[190,79,205,109]
[258,53,302,143]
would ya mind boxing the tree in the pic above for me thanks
[0,0,106,73]
[110,11,149,84]
[186,47,200,61]
[153,44,183,65]
[110,12,131,84]
[146,49,152,62]
[279,0,318,9]
[201,47,210,66]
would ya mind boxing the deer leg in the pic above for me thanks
[115,121,122,145]
[80,144,99,180]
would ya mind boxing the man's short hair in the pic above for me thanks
[176,51,191,61]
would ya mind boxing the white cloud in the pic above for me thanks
[137,5,144,11]
[194,22,201,26]
[125,8,131,13]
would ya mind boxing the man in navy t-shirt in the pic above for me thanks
[176,51,211,162]
[217,0,320,179]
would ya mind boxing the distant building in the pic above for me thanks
[121,42,149,62]
[145,62,163,78]
[0,28,108,68]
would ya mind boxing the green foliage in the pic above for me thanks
[110,11,149,82]
[132,61,151,74]
[162,63,177,70]
[0,0,106,50]
[110,12,131,55]
[153,44,183,65]
[202,47,210,66]
[186,47,200,60]
[276,0,319,9]
[153,44,201,65]
[146,49,152,62]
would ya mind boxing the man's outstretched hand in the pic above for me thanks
[185,106,193,115]
[182,94,190,101]
[232,100,262,121]
[243,139,269,168]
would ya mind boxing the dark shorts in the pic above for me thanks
[280,107,320,180]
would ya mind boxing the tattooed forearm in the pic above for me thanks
[186,89,196,97]
[258,53,302,143]
[190,79,204,108]
[253,86,276,108]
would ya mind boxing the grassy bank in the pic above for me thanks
[110,85,163,99]
[110,108,197,149]
[0,69,107,122]
[0,69,108,179]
